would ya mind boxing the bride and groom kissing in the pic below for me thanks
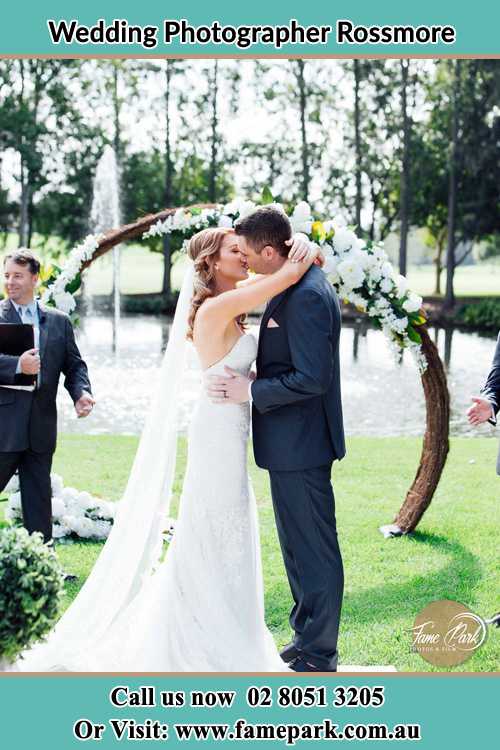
[10,205,346,673]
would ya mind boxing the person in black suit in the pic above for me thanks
[467,331,500,472]
[0,249,94,544]
[207,207,345,672]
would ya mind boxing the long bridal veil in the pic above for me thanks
[17,263,195,670]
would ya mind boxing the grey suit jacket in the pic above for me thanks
[0,298,92,454]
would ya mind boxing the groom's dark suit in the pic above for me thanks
[251,264,345,671]
[0,298,92,542]
[480,331,500,474]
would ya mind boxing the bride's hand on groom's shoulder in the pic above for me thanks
[286,233,313,263]
[285,234,322,266]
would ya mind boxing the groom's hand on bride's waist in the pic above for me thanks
[206,366,251,404]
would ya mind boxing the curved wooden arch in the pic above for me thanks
[81,204,450,536]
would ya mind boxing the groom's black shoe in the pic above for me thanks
[62,571,78,583]
[280,642,300,664]
[290,657,337,673]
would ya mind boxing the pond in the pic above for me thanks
[57,314,499,440]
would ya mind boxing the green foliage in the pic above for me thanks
[122,293,178,315]
[458,298,500,330]
[261,185,274,204]
[0,527,64,662]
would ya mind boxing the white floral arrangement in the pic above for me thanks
[40,196,427,370]
[4,473,116,541]
[41,234,103,315]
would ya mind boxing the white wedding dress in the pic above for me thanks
[16,331,287,672]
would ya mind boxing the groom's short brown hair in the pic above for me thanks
[234,207,291,257]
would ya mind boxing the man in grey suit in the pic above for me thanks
[0,249,94,544]
[467,332,500,473]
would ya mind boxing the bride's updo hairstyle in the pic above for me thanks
[186,226,245,341]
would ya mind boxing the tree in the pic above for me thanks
[0,60,79,247]
[398,59,413,277]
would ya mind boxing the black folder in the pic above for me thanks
[0,323,36,386]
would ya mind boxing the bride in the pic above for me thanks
[15,226,318,672]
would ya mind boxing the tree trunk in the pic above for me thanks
[162,61,173,298]
[208,61,218,203]
[381,326,450,536]
[434,237,445,295]
[444,61,461,311]
[17,61,29,246]
[18,162,30,247]
[353,60,362,232]
[296,59,310,203]
[399,59,411,277]
[111,62,122,302]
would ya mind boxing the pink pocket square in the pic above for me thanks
[267,318,280,328]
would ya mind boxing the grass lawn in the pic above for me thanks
[1,434,498,672]
[407,264,500,298]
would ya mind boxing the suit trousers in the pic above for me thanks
[0,449,53,543]
[269,465,344,671]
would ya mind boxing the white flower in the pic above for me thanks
[52,523,71,538]
[223,198,256,219]
[402,293,423,313]
[380,277,394,294]
[349,293,367,311]
[51,474,64,496]
[321,244,340,276]
[373,246,388,263]
[53,291,76,314]
[380,261,393,279]
[391,316,408,335]
[217,215,233,228]
[62,515,95,538]
[396,274,409,298]
[62,486,79,503]
[51,495,66,519]
[332,227,358,255]
[365,257,383,283]
[77,491,97,510]
[290,201,313,234]
[337,258,365,290]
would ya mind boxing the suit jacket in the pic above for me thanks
[479,331,500,474]
[251,264,345,472]
[0,298,92,454]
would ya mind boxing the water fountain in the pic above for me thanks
[90,145,122,351]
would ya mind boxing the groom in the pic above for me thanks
[208,207,345,672]
[0,249,94,546]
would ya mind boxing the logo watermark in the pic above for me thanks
[410,599,488,666]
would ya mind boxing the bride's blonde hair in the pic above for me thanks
[186,227,246,341]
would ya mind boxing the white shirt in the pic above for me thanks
[14,300,40,384]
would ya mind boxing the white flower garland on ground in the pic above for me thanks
[4,473,116,541]
[42,198,427,371]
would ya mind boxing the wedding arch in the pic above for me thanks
[43,199,450,537]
